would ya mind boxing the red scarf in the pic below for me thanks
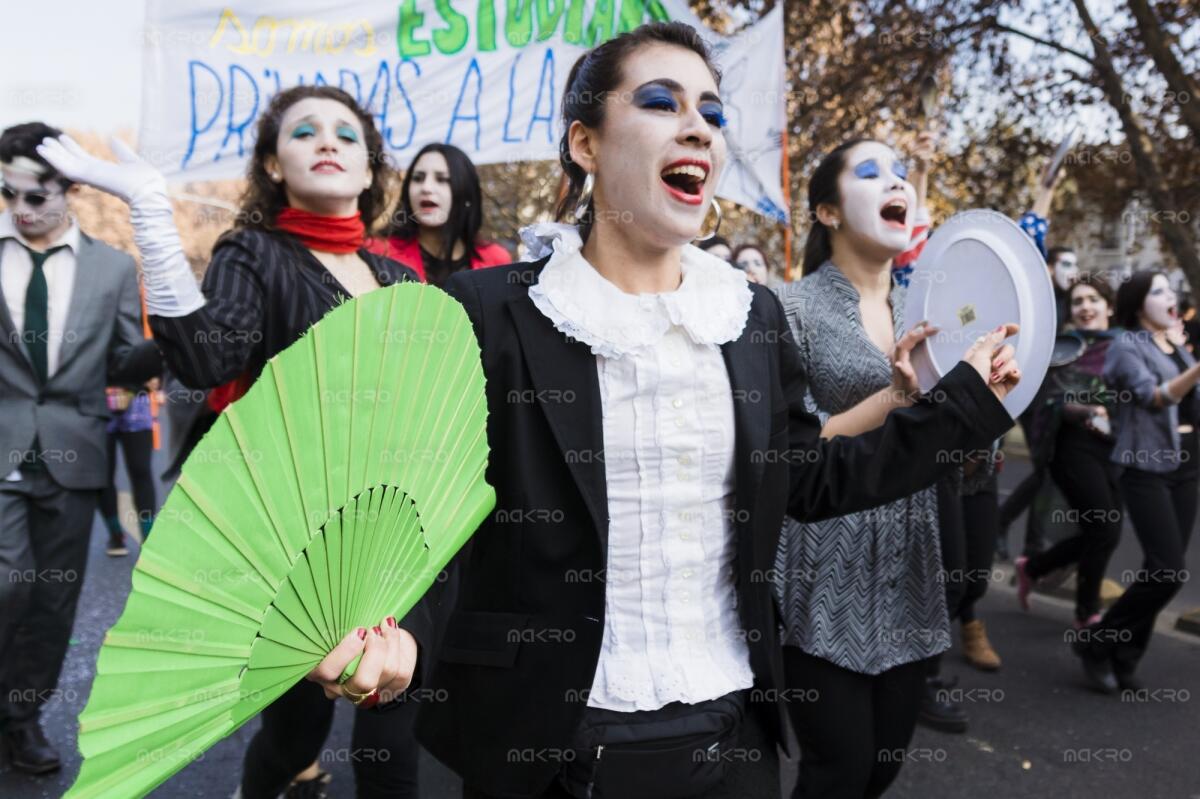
[275,207,365,253]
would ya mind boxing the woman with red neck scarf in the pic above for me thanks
[372,142,511,288]
[40,86,423,798]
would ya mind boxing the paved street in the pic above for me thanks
[2,447,1198,798]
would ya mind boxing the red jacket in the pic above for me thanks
[368,235,511,283]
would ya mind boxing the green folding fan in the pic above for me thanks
[66,283,494,799]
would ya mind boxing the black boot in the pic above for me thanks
[2,721,62,775]
[1070,640,1118,694]
[1113,665,1143,693]
[917,676,969,733]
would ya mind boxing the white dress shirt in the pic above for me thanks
[0,212,80,378]
[524,223,756,712]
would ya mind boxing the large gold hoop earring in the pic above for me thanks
[696,198,723,241]
[573,173,595,223]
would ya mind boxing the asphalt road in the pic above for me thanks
[2,446,1197,799]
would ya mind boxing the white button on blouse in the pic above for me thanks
[524,222,756,712]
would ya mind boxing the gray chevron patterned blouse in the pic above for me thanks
[773,261,948,675]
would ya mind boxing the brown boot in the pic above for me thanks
[961,619,1001,671]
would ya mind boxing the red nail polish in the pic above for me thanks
[357,627,367,640]
[386,616,397,628]
[373,626,383,636]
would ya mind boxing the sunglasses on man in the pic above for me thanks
[1,185,64,207]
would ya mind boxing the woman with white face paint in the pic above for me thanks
[1070,271,1200,693]
[304,26,1022,798]
[372,143,511,288]
[774,139,1015,798]
[40,85,427,799]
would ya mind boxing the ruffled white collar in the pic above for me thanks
[522,222,753,360]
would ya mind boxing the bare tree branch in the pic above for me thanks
[991,22,1096,64]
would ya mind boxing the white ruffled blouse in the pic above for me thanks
[523,222,756,712]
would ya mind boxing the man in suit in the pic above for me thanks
[0,122,160,774]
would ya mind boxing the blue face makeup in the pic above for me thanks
[634,85,678,113]
[336,125,359,144]
[853,157,909,180]
[699,101,726,128]
[290,123,315,139]
[853,159,880,179]
[634,83,725,127]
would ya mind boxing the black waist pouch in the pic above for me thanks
[559,691,744,799]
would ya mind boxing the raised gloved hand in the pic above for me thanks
[37,134,203,317]
[37,134,167,207]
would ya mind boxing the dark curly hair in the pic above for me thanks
[237,86,389,231]
[556,22,720,239]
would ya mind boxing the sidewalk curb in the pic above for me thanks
[1175,608,1200,636]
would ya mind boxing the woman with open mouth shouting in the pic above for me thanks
[300,22,1023,799]
[372,142,511,288]
[1073,270,1200,694]
[773,139,1010,798]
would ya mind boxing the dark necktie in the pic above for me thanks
[20,243,65,384]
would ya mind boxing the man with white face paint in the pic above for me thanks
[0,122,161,775]
[1048,247,1079,330]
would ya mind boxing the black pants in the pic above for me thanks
[1026,434,1122,621]
[998,415,1047,553]
[98,429,157,528]
[240,680,420,798]
[0,469,98,727]
[1088,459,1196,675]
[784,649,928,799]
[937,478,997,625]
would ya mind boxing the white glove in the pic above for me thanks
[37,134,166,207]
[37,135,204,317]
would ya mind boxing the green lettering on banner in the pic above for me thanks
[397,0,432,56]
[478,0,497,51]
[535,0,564,41]
[584,0,613,45]
[433,0,469,53]
[564,0,586,43]
[617,0,672,32]
[505,0,534,46]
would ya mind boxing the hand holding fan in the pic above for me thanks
[65,283,494,798]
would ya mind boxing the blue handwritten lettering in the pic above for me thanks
[446,58,483,150]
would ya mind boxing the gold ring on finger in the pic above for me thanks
[342,686,377,705]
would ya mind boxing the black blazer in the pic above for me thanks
[411,259,1012,796]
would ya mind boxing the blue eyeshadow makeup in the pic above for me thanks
[853,159,880,179]
[633,85,678,112]
[853,158,910,181]
[699,102,726,127]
